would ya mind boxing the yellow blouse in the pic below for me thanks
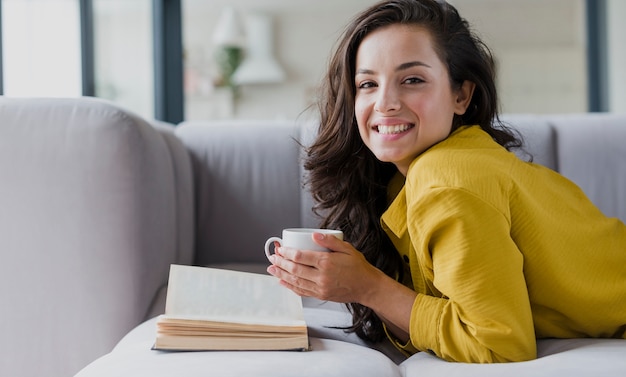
[381,125,626,363]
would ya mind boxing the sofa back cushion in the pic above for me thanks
[178,113,626,269]
[176,121,305,267]
[549,114,626,223]
[500,114,558,170]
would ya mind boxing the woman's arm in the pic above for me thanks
[406,187,537,362]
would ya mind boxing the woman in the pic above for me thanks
[267,0,626,363]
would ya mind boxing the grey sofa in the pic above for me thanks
[1,97,624,377]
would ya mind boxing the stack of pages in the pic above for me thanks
[154,264,309,351]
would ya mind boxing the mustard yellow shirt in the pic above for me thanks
[381,125,626,363]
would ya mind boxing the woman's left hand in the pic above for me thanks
[266,232,382,304]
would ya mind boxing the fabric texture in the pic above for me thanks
[499,114,557,170]
[381,126,626,363]
[175,121,304,266]
[76,317,403,377]
[150,122,195,266]
[550,113,626,221]
[400,338,626,377]
[75,316,626,377]
[0,97,192,377]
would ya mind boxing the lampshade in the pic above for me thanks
[212,7,243,47]
[231,13,286,85]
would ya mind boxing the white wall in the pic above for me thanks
[447,0,587,114]
[183,1,377,121]
[182,0,596,121]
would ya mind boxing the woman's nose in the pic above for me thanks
[374,85,401,113]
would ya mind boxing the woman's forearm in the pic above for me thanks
[359,267,416,343]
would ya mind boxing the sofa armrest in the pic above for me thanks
[0,97,191,377]
[149,121,195,266]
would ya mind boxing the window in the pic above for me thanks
[2,0,82,97]
[92,0,154,119]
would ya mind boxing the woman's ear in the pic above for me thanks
[454,80,476,115]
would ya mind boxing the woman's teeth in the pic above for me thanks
[377,124,412,135]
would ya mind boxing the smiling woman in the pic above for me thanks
[266,0,626,364]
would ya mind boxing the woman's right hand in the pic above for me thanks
[267,232,417,342]
[267,232,380,304]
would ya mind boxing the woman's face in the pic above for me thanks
[354,24,473,175]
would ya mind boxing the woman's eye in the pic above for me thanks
[357,81,377,89]
[404,77,424,84]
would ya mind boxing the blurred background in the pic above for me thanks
[1,0,624,123]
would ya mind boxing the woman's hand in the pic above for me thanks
[266,232,382,304]
[267,232,416,342]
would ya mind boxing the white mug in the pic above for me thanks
[264,228,344,261]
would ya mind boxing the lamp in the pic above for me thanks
[212,7,244,88]
[232,12,286,85]
[213,7,243,47]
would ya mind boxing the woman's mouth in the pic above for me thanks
[376,124,414,135]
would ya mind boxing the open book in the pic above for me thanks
[154,264,309,351]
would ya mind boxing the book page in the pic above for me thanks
[164,264,305,326]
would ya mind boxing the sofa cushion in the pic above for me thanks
[401,338,626,377]
[77,316,626,377]
[175,121,304,266]
[500,114,558,170]
[298,119,324,229]
[76,317,403,377]
[549,113,626,222]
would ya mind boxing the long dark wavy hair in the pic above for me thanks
[303,0,522,342]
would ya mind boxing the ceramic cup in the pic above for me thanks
[264,228,344,261]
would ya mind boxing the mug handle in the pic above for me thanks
[264,237,283,261]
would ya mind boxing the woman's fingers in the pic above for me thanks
[267,238,376,302]
[267,255,318,296]
[311,232,346,251]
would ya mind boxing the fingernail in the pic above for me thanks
[313,233,325,240]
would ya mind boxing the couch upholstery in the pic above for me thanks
[0,97,194,377]
[1,97,624,377]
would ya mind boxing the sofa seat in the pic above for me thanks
[75,308,404,377]
[76,310,626,377]
[401,338,626,376]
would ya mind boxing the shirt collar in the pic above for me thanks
[381,175,408,238]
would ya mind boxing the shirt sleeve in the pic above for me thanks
[406,187,537,363]
[383,322,419,357]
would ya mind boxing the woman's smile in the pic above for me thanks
[375,123,415,135]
